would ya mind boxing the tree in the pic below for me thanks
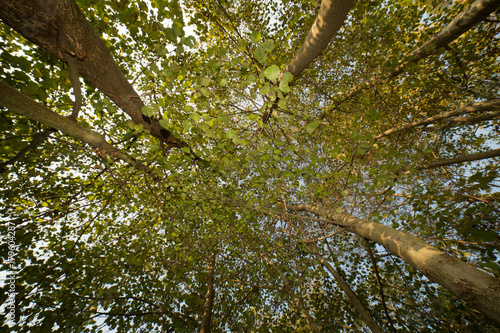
[1,0,499,331]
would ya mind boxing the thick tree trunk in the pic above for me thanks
[306,243,383,333]
[288,204,500,325]
[0,0,183,147]
[285,0,355,78]
[199,251,217,333]
[375,100,500,139]
[0,81,136,165]
[327,0,500,109]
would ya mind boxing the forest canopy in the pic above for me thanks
[1,0,500,332]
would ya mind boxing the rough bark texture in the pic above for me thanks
[307,243,383,333]
[288,204,500,325]
[199,251,216,333]
[0,81,135,165]
[285,0,354,78]
[375,100,500,139]
[0,0,183,147]
[327,0,500,111]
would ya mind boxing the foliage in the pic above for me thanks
[1,0,499,332]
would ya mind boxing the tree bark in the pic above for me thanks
[288,204,500,325]
[413,148,500,171]
[262,0,354,124]
[327,0,500,110]
[433,111,500,128]
[0,0,183,147]
[285,0,355,78]
[0,81,136,166]
[199,251,216,333]
[306,243,383,333]
[375,100,500,139]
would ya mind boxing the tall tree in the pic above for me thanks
[1,0,500,331]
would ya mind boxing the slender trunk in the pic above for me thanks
[199,251,217,333]
[0,0,183,147]
[413,148,500,171]
[262,0,354,124]
[288,204,500,324]
[327,0,500,110]
[262,254,321,333]
[285,0,354,78]
[306,243,383,333]
[375,100,500,139]
[431,111,500,128]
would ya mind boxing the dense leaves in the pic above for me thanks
[1,0,499,332]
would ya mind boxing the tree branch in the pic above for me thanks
[287,203,500,324]
[0,81,137,166]
[375,100,500,139]
[63,52,82,121]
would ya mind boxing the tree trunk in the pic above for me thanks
[0,0,183,147]
[260,0,354,124]
[285,0,354,78]
[199,251,217,333]
[288,204,500,324]
[306,243,383,333]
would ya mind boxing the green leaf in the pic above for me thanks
[159,119,169,128]
[198,123,209,131]
[172,21,184,37]
[235,39,246,52]
[185,105,195,113]
[277,99,286,109]
[247,74,256,84]
[254,47,268,64]
[263,65,280,81]
[201,77,211,86]
[281,72,293,83]
[466,228,498,242]
[200,87,209,96]
[260,83,270,95]
[170,63,180,73]
[176,44,184,56]
[219,78,228,87]
[250,31,262,43]
[226,129,236,139]
[305,120,321,134]
[182,120,193,130]
[189,112,201,122]
[262,39,275,52]
[141,106,154,117]
[279,80,290,93]
[360,95,370,106]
